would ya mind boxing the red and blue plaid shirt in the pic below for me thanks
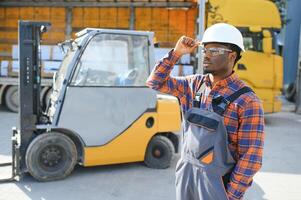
[146,50,264,200]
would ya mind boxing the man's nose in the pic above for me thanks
[203,54,211,62]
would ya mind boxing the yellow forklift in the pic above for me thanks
[0,21,181,182]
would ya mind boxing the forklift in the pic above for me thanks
[0,21,181,182]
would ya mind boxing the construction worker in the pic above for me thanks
[146,23,264,200]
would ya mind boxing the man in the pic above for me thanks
[146,23,264,200]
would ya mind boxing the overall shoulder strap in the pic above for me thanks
[224,86,254,104]
[212,86,254,116]
[193,76,207,107]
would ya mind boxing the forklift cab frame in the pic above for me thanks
[47,28,156,126]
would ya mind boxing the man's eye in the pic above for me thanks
[209,49,219,53]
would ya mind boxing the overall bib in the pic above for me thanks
[175,87,252,200]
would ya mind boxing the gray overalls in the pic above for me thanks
[175,86,252,200]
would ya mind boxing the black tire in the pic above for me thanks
[284,83,296,102]
[144,135,175,169]
[4,86,19,113]
[26,132,77,181]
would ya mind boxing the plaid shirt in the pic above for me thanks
[146,50,264,200]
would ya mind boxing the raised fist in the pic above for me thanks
[174,36,200,57]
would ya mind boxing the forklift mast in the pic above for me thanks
[18,21,51,171]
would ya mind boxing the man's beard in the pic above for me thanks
[203,68,214,74]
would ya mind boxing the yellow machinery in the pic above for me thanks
[0,21,181,182]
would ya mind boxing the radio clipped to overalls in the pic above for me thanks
[175,85,253,200]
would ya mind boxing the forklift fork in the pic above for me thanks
[0,128,21,183]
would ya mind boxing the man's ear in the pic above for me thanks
[229,51,237,61]
[228,52,237,68]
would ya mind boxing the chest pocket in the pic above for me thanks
[184,109,220,162]
[187,112,219,131]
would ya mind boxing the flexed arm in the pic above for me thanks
[146,36,201,111]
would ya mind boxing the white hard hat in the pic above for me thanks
[202,23,245,52]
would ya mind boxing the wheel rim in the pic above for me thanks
[38,145,66,171]
[152,145,165,159]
